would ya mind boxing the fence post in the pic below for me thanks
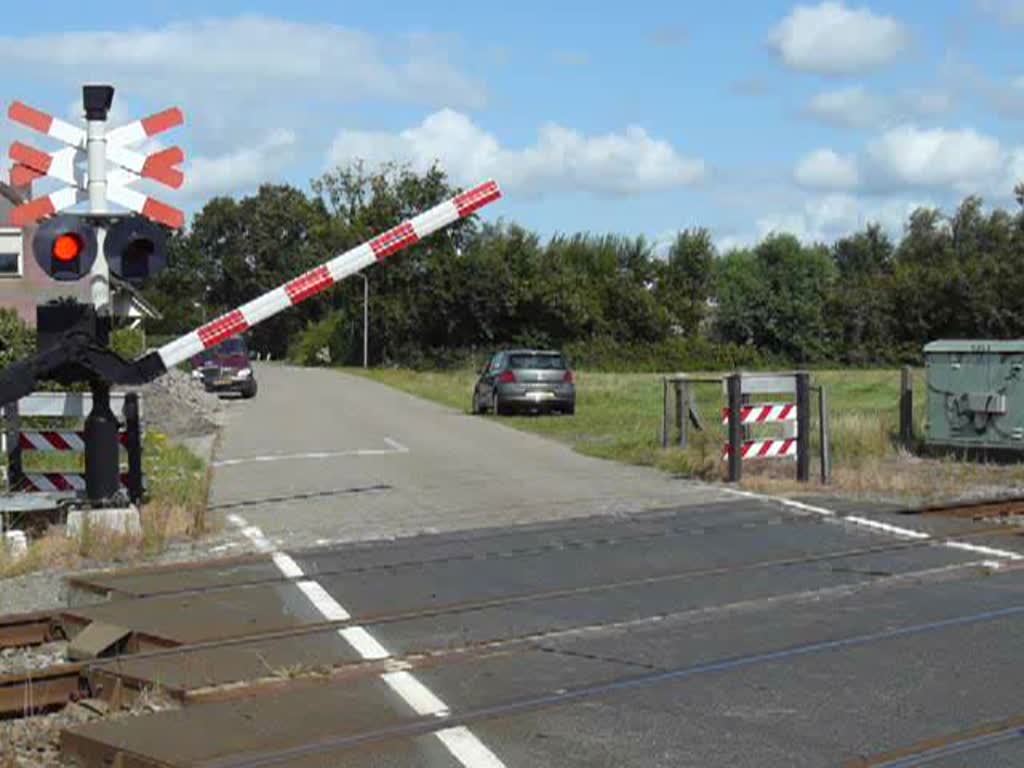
[124,393,143,505]
[3,401,23,491]
[819,385,831,485]
[675,380,688,449]
[727,374,742,483]
[899,366,914,447]
[796,372,810,483]
[661,377,669,449]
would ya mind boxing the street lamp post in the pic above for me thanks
[357,272,368,368]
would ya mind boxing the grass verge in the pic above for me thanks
[354,367,1024,503]
[0,431,212,578]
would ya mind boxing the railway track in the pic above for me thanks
[2,495,1023,766]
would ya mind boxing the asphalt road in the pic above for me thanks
[209,363,727,548]
[61,364,1024,767]
[66,501,1024,767]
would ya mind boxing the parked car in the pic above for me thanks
[190,336,258,398]
[472,349,575,415]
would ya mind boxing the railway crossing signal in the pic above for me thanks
[32,214,99,281]
[0,82,503,507]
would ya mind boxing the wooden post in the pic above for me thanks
[674,380,686,448]
[727,374,742,483]
[796,372,810,483]
[819,385,831,485]
[899,366,914,447]
[661,377,669,449]
[679,379,691,449]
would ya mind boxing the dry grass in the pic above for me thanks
[1,430,213,578]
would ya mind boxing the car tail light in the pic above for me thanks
[498,370,516,384]
[563,370,575,384]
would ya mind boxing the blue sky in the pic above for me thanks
[2,0,1024,251]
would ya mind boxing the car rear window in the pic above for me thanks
[216,338,247,355]
[508,354,566,370]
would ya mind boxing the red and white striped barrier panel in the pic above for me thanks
[21,473,137,493]
[721,403,796,425]
[722,438,798,460]
[155,180,502,370]
[7,100,185,228]
[18,431,129,452]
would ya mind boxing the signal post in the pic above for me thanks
[8,84,185,505]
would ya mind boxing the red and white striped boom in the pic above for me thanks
[156,180,502,370]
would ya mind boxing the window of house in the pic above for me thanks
[0,230,22,277]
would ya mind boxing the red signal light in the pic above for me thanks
[498,370,516,384]
[52,233,83,263]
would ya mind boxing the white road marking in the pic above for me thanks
[272,552,304,578]
[226,514,507,768]
[436,727,509,768]
[339,626,391,660]
[844,515,931,540]
[721,488,1023,561]
[944,541,1024,561]
[383,670,450,716]
[213,437,409,468]
[296,580,351,621]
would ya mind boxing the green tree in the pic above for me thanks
[714,234,834,362]
[656,229,715,335]
[826,224,895,364]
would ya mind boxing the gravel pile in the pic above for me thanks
[0,642,67,676]
[130,369,224,439]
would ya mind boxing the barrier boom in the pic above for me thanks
[155,180,502,370]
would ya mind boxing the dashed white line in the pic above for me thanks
[226,513,506,768]
[339,626,391,660]
[943,541,1024,561]
[721,488,1023,561]
[383,670,450,716]
[213,437,409,468]
[272,552,304,579]
[844,515,931,540]
[295,580,351,621]
[435,726,509,768]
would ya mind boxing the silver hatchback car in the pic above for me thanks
[472,349,576,416]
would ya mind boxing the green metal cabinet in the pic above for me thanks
[925,340,1024,450]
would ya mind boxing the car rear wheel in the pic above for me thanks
[472,393,489,414]
[495,391,513,416]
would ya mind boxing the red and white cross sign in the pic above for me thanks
[6,101,186,228]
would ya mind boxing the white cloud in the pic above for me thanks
[867,125,1004,190]
[768,2,909,75]
[794,149,860,189]
[977,0,1024,24]
[902,88,955,117]
[807,86,883,128]
[755,193,932,243]
[806,85,955,129]
[0,17,485,110]
[326,109,706,196]
[186,130,297,199]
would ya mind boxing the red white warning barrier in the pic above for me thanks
[156,180,502,370]
[21,473,137,493]
[18,431,129,452]
[2,393,144,499]
[7,100,186,228]
[722,438,797,460]
[721,403,796,425]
